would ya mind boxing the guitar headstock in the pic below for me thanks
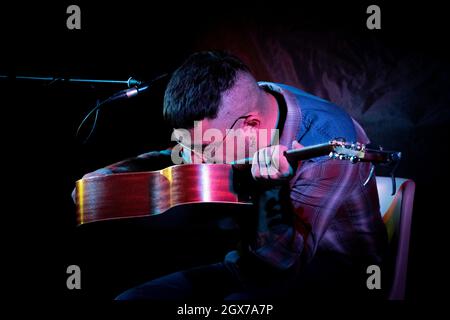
[329,140,366,163]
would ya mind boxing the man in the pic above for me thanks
[79,51,388,300]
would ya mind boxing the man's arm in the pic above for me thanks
[72,149,173,202]
[248,144,361,271]
[82,149,173,178]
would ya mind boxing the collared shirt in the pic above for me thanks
[224,82,387,274]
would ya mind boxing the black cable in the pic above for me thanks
[76,95,114,139]
[81,101,101,144]
[75,73,170,142]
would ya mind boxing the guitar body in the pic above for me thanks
[76,164,251,225]
[75,140,400,225]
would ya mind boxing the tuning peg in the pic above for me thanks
[350,156,359,164]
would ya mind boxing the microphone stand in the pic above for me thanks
[0,75,142,88]
[2,73,169,143]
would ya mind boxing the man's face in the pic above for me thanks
[173,72,277,164]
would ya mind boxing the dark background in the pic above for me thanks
[3,1,449,305]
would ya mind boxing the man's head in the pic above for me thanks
[164,51,279,164]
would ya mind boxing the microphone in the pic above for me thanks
[108,74,168,102]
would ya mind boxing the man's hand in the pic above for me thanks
[251,140,303,182]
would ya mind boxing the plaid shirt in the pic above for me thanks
[82,83,388,274]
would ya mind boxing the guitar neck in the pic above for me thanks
[229,141,400,165]
[284,142,334,162]
[230,142,334,165]
[285,143,401,164]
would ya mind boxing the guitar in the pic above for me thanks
[75,140,400,225]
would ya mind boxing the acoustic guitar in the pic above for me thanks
[75,140,400,225]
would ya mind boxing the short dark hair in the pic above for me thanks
[163,51,251,128]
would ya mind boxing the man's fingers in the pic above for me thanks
[268,146,282,178]
[251,145,293,181]
[251,152,260,179]
[264,146,275,178]
[262,148,270,179]
[259,148,269,179]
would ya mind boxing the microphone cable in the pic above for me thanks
[76,73,169,143]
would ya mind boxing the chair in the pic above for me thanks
[375,176,416,300]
